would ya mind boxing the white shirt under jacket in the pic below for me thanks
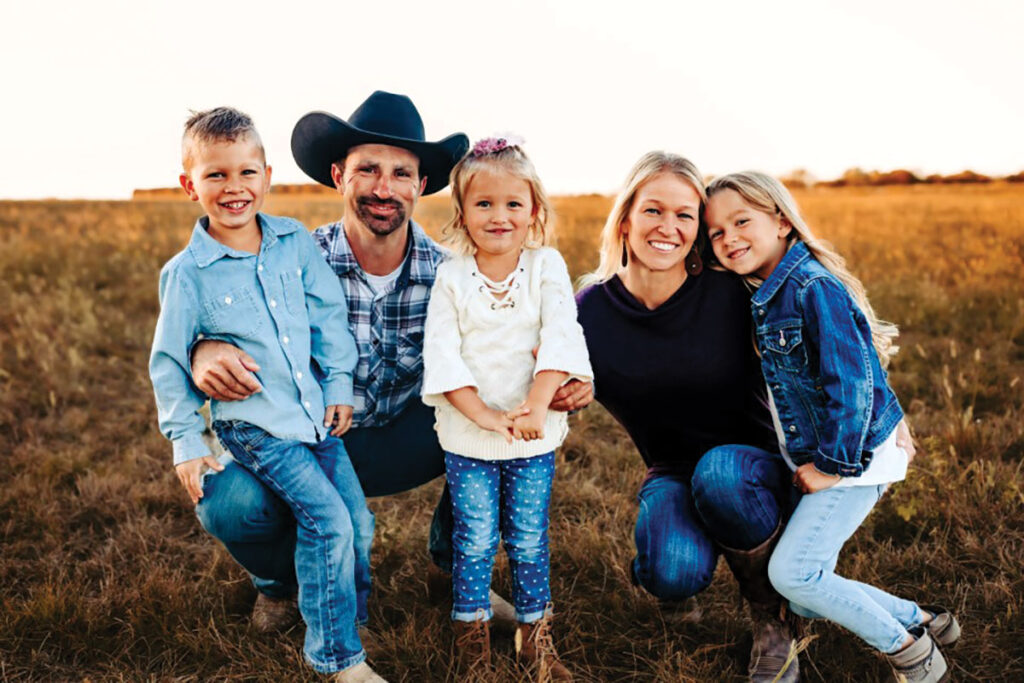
[422,247,594,460]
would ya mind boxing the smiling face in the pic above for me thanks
[705,188,792,279]
[335,143,425,237]
[463,168,535,265]
[179,136,271,238]
[621,172,701,273]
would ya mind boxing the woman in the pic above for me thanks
[574,151,915,682]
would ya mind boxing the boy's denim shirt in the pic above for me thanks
[750,241,903,477]
[149,213,358,466]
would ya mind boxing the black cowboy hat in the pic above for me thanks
[291,91,469,196]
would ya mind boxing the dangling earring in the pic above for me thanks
[621,242,629,268]
[685,249,703,276]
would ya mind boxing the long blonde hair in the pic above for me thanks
[578,151,706,288]
[442,144,553,256]
[706,171,899,366]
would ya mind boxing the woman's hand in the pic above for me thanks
[549,379,594,412]
[895,419,917,463]
[794,463,841,494]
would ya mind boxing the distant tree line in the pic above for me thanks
[781,168,1024,188]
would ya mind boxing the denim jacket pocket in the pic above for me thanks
[280,269,306,316]
[760,323,807,373]
[203,286,263,338]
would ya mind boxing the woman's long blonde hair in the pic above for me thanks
[442,144,553,256]
[706,171,899,366]
[578,151,706,289]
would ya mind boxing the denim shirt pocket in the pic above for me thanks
[203,286,263,338]
[280,269,306,317]
[760,322,807,373]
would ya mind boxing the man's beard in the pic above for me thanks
[355,196,407,236]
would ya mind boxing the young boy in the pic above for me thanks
[148,107,384,682]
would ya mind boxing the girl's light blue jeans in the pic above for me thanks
[445,451,554,624]
[214,420,374,674]
[767,483,926,654]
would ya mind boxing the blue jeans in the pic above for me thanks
[632,445,793,601]
[445,452,554,624]
[196,402,453,598]
[768,484,925,654]
[214,420,373,673]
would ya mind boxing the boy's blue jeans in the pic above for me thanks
[632,444,794,601]
[445,451,555,624]
[213,420,373,674]
[768,484,925,653]
[196,402,452,597]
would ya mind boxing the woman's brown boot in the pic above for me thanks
[515,612,573,682]
[453,611,492,680]
[720,522,801,683]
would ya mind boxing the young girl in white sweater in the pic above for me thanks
[422,137,592,680]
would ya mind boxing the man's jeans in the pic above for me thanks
[445,451,555,624]
[631,444,794,601]
[198,402,451,598]
[214,420,372,673]
[768,483,925,653]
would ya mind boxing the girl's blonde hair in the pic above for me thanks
[706,171,899,366]
[442,144,554,256]
[578,151,706,288]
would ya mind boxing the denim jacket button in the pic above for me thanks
[788,425,797,432]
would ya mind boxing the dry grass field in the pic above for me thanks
[1,185,1022,681]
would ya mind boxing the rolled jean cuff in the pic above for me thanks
[517,606,550,624]
[452,607,493,622]
[307,648,366,675]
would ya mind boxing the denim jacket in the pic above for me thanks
[149,213,358,466]
[750,241,903,477]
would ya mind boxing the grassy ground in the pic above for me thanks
[1,185,1022,681]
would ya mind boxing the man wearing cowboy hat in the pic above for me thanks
[187,91,594,637]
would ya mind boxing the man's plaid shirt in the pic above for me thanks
[312,220,445,428]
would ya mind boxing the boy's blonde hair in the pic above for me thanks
[442,144,553,256]
[706,171,899,366]
[181,107,265,172]
[578,151,706,288]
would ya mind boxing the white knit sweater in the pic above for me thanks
[422,248,593,460]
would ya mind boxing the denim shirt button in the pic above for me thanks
[758,309,765,316]
[269,299,277,308]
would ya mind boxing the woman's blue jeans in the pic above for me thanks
[195,402,453,600]
[445,452,555,624]
[632,444,793,601]
[214,420,373,673]
[768,484,925,653]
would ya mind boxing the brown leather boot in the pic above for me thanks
[250,592,299,633]
[453,611,492,680]
[720,522,800,683]
[515,612,573,682]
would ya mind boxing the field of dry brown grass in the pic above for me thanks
[1,185,1022,681]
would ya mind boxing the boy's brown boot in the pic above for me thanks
[250,592,299,633]
[453,612,492,680]
[515,613,573,682]
[720,523,800,683]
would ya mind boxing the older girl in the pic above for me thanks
[704,171,960,682]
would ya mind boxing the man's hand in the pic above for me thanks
[895,419,917,463]
[191,340,262,401]
[175,455,225,505]
[325,405,354,437]
[549,380,594,413]
[793,463,841,494]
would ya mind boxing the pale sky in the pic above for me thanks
[3,0,1022,199]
